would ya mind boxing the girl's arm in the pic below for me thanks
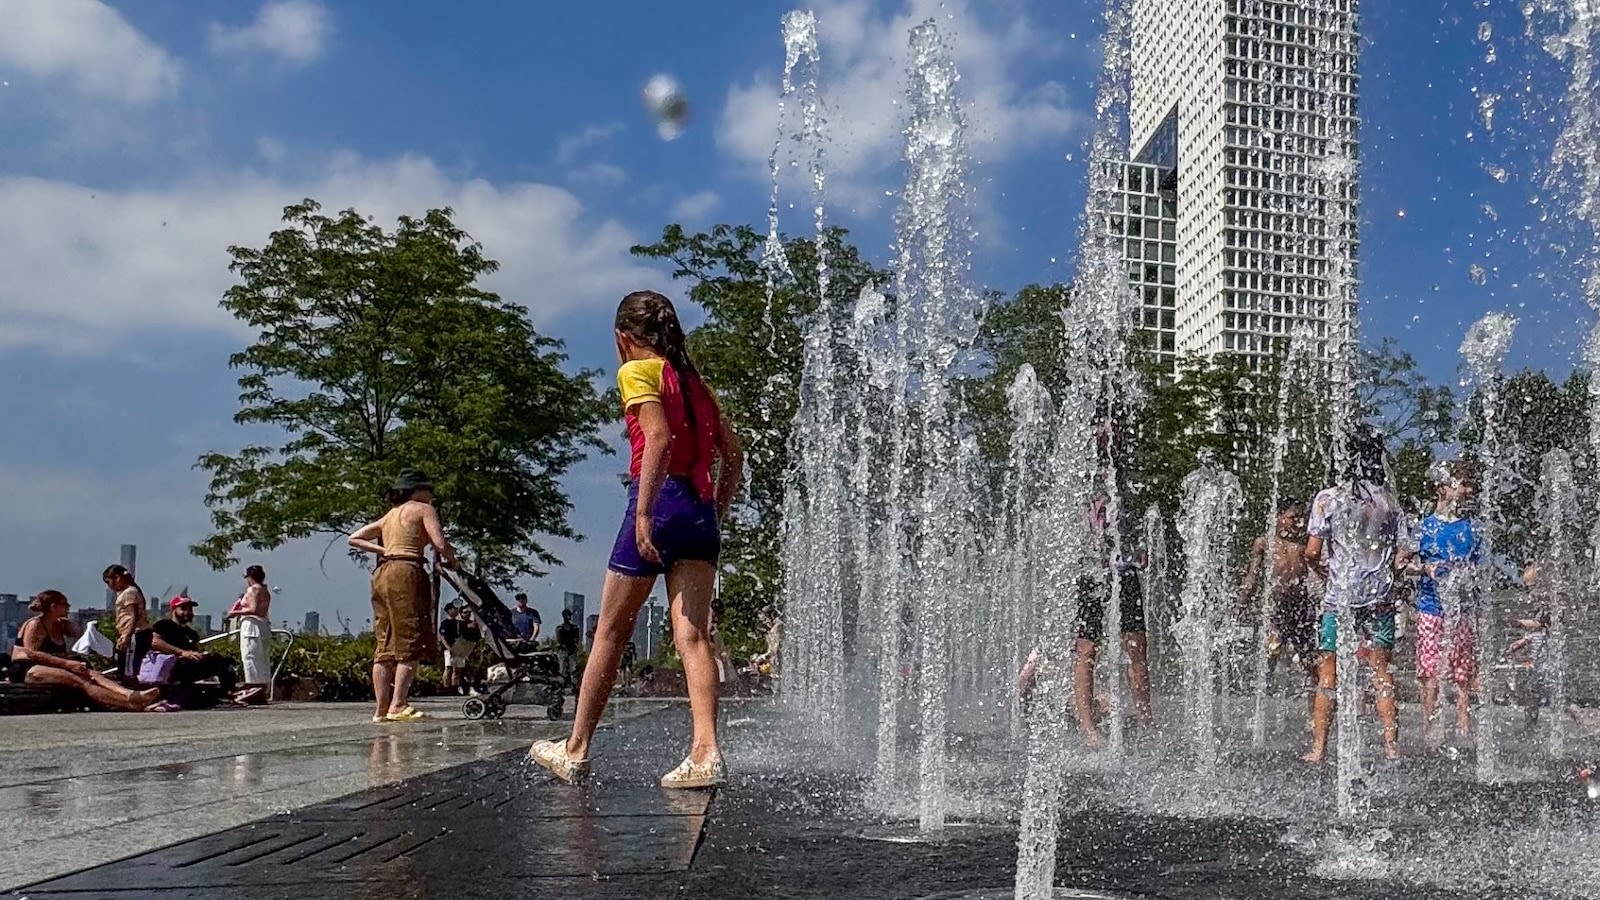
[348,520,385,556]
[421,504,459,568]
[634,401,672,562]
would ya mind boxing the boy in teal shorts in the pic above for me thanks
[1302,424,1405,763]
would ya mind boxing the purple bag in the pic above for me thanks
[137,652,177,685]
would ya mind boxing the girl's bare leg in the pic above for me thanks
[1123,632,1153,726]
[565,572,655,760]
[666,561,720,764]
[1073,638,1103,746]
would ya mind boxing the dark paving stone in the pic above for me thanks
[14,705,1591,899]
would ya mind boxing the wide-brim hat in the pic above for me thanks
[392,469,434,493]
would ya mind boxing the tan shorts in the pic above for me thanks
[371,558,435,664]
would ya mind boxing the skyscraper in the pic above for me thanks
[303,611,321,635]
[1125,0,1359,371]
[563,592,586,633]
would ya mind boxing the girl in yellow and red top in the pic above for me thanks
[529,290,743,790]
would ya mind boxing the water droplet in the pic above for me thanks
[1469,264,1488,285]
[1478,22,1493,42]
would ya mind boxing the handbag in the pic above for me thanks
[137,651,178,685]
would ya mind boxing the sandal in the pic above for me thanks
[385,706,427,721]
[660,754,725,789]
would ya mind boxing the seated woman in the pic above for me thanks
[8,590,164,712]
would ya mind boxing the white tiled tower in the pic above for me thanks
[1126,0,1360,370]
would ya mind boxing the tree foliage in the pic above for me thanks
[630,223,890,652]
[193,200,611,583]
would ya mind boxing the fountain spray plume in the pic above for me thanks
[1001,365,1053,739]
[1250,326,1317,749]
[897,19,982,834]
[1014,0,1138,895]
[1535,449,1580,756]
[1460,311,1519,784]
[774,10,840,728]
[1175,467,1244,775]
[1303,0,1365,822]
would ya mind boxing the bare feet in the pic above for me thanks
[1384,745,1401,761]
[1081,730,1104,749]
[1301,748,1325,764]
[132,688,160,708]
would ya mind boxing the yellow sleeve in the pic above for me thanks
[617,359,665,411]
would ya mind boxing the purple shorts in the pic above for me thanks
[608,477,721,579]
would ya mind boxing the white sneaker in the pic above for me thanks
[660,754,725,789]
[528,739,588,785]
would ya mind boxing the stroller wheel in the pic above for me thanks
[462,696,488,720]
[486,701,507,720]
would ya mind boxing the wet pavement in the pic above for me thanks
[10,700,1597,898]
[0,697,662,892]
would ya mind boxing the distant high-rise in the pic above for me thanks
[563,592,586,634]
[303,611,321,635]
[0,593,23,653]
[105,543,137,610]
[1124,0,1359,370]
[630,596,666,661]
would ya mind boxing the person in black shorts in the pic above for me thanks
[1073,490,1153,747]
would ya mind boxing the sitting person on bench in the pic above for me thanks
[9,590,163,711]
[150,597,238,696]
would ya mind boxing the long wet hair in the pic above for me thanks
[615,291,701,380]
[245,565,266,585]
[615,290,720,435]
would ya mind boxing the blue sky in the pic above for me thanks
[0,0,1591,632]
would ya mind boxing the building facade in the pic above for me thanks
[1125,0,1359,371]
[303,611,321,635]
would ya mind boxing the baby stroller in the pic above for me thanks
[439,568,567,721]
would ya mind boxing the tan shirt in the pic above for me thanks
[379,502,430,559]
[114,586,149,650]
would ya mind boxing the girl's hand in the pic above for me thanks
[635,515,661,564]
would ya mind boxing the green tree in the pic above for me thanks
[630,223,889,652]
[1459,369,1590,566]
[192,200,611,583]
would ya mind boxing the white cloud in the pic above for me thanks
[566,162,628,188]
[671,190,721,223]
[209,0,332,67]
[555,123,624,166]
[717,0,1082,213]
[0,0,179,103]
[0,154,662,352]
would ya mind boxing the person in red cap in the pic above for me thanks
[151,596,239,698]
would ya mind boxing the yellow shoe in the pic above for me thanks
[385,706,427,721]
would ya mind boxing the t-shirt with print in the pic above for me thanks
[1413,514,1481,617]
[617,358,722,502]
[1307,481,1405,611]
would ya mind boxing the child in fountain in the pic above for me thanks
[1301,424,1405,763]
[1072,423,1153,747]
[528,290,743,789]
[1402,460,1482,745]
[1239,499,1315,678]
